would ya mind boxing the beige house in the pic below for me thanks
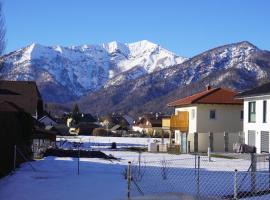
[167,87,243,153]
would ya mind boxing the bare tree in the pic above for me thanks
[0,1,6,55]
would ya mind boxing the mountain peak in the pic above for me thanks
[235,41,258,49]
[103,41,129,55]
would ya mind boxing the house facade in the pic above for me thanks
[168,87,243,153]
[237,82,270,153]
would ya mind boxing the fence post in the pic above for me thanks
[194,132,198,153]
[208,147,211,162]
[209,132,213,152]
[234,169,238,200]
[13,145,17,172]
[196,155,200,197]
[224,132,229,152]
[269,155,270,188]
[250,153,257,194]
[77,142,80,175]
[127,161,132,199]
[138,151,141,177]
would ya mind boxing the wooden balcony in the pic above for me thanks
[169,111,189,132]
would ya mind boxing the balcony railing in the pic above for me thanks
[162,111,188,132]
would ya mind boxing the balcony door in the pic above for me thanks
[181,132,187,153]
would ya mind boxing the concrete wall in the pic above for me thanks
[187,132,242,153]
[243,96,270,153]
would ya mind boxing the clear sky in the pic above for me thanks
[3,0,270,57]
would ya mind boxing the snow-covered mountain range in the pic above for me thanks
[1,40,270,117]
[76,41,270,116]
[0,40,187,102]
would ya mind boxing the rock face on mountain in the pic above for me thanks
[1,40,270,117]
[0,40,186,102]
[76,41,270,117]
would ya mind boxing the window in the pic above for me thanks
[191,109,195,119]
[248,102,256,123]
[263,100,267,123]
[210,110,216,119]
[240,110,243,120]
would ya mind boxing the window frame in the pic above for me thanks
[248,101,256,123]
[209,109,216,120]
[263,100,267,123]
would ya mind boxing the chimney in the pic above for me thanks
[206,85,211,90]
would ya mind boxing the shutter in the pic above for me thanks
[248,130,256,147]
[261,131,269,153]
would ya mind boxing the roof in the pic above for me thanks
[33,127,56,140]
[0,81,42,115]
[80,113,96,123]
[0,101,24,112]
[134,113,164,127]
[236,82,270,98]
[167,87,242,107]
[110,124,121,131]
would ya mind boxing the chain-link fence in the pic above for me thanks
[127,153,270,199]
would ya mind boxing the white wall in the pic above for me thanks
[243,95,270,153]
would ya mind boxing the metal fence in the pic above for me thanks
[127,153,270,199]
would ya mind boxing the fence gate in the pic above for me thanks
[261,131,269,153]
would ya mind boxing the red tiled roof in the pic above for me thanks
[167,87,243,107]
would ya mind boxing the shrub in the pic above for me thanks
[92,128,111,136]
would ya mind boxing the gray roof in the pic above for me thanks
[236,82,270,98]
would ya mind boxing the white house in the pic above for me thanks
[167,86,243,153]
[236,82,270,153]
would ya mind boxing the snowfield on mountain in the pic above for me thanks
[0,40,186,102]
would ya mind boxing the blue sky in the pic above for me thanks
[3,0,270,57]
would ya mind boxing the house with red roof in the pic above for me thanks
[167,86,243,153]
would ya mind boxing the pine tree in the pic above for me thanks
[72,104,81,124]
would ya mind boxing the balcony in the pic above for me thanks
[162,111,188,132]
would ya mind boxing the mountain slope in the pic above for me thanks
[0,40,186,102]
[76,41,270,117]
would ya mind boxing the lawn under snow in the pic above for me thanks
[0,136,269,200]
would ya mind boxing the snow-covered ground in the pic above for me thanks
[0,137,269,200]
[57,136,169,150]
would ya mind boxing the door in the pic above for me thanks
[261,131,269,153]
[248,130,256,147]
[181,132,187,153]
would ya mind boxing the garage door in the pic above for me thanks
[248,130,256,147]
[261,131,269,153]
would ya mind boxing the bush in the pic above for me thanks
[111,142,117,149]
[92,128,111,136]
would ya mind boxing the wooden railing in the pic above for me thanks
[169,111,189,131]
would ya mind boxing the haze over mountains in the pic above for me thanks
[1,40,270,116]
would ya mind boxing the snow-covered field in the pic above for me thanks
[57,136,169,150]
[0,137,269,200]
